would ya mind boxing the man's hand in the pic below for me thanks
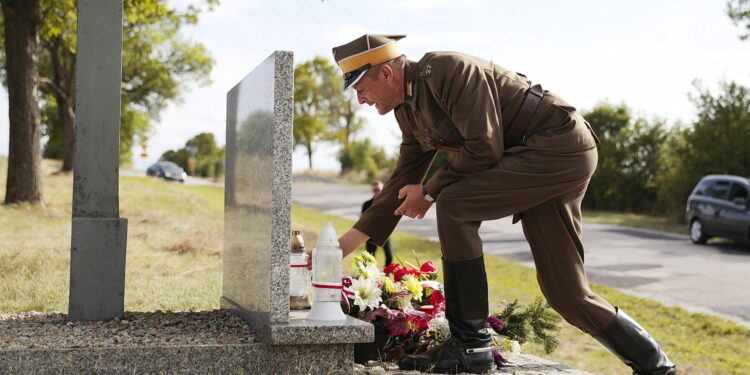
[394,184,433,219]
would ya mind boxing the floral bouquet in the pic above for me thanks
[341,251,560,366]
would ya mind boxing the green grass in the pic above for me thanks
[0,159,222,312]
[582,210,687,235]
[2,158,748,374]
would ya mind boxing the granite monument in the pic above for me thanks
[221,51,372,370]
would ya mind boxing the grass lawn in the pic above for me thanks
[2,159,748,374]
[582,210,687,235]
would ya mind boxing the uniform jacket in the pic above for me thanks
[354,52,599,246]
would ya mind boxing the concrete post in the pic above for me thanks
[68,0,128,322]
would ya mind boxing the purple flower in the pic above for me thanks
[487,316,504,333]
[492,349,507,366]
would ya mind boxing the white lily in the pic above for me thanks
[351,277,382,311]
[362,263,384,280]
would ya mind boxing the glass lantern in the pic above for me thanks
[289,230,311,310]
[306,222,346,321]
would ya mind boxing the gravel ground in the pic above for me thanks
[352,357,595,375]
[0,310,254,349]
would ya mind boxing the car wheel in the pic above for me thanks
[689,219,709,244]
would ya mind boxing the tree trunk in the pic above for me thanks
[306,144,313,170]
[48,37,76,172]
[1,0,43,204]
[59,93,76,171]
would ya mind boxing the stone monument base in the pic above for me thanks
[0,343,353,375]
[0,309,358,375]
[221,297,373,345]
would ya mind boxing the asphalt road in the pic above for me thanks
[293,182,750,327]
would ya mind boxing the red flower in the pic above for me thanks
[385,313,410,337]
[408,310,430,331]
[394,268,422,282]
[384,263,402,275]
[420,261,438,274]
[393,267,408,282]
[429,289,445,308]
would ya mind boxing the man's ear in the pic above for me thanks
[380,64,394,81]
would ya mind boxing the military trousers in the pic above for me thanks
[435,145,617,335]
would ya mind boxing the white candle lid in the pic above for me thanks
[316,222,339,249]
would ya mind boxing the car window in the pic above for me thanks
[707,180,730,200]
[729,183,748,202]
[693,180,713,196]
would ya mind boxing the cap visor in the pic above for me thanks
[343,69,367,91]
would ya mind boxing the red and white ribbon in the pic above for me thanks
[311,281,342,289]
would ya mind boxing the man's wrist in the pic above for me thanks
[422,185,435,203]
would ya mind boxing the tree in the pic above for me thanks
[330,86,364,145]
[119,0,216,164]
[728,0,750,41]
[38,0,76,170]
[1,0,43,204]
[338,139,394,179]
[657,80,750,216]
[15,0,217,171]
[186,132,221,158]
[582,103,667,213]
[293,56,364,169]
[161,132,225,178]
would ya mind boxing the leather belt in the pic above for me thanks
[504,84,544,149]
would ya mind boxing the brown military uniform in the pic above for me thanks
[353,52,616,335]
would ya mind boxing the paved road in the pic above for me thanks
[120,169,223,187]
[293,183,750,327]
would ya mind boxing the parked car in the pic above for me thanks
[146,161,187,183]
[686,175,750,244]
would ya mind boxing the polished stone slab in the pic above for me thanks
[222,51,372,349]
[223,51,294,326]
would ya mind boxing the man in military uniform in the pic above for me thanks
[331,34,676,375]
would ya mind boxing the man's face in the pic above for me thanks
[372,183,383,196]
[352,68,398,115]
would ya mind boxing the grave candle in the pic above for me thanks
[289,230,311,310]
[307,222,346,321]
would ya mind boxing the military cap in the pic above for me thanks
[332,34,406,90]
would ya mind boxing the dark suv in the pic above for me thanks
[686,175,750,244]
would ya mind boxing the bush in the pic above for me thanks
[339,140,395,180]
[582,103,667,213]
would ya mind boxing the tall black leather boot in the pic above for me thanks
[399,256,495,374]
[594,308,677,375]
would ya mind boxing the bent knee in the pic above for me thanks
[544,293,596,317]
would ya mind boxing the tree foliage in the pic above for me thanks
[656,80,750,215]
[728,0,750,41]
[161,132,225,178]
[7,0,218,168]
[293,56,364,169]
[338,139,394,179]
[583,103,667,213]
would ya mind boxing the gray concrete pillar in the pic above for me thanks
[68,0,128,322]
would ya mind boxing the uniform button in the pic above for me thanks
[425,128,431,133]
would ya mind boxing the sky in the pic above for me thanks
[1,0,750,171]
